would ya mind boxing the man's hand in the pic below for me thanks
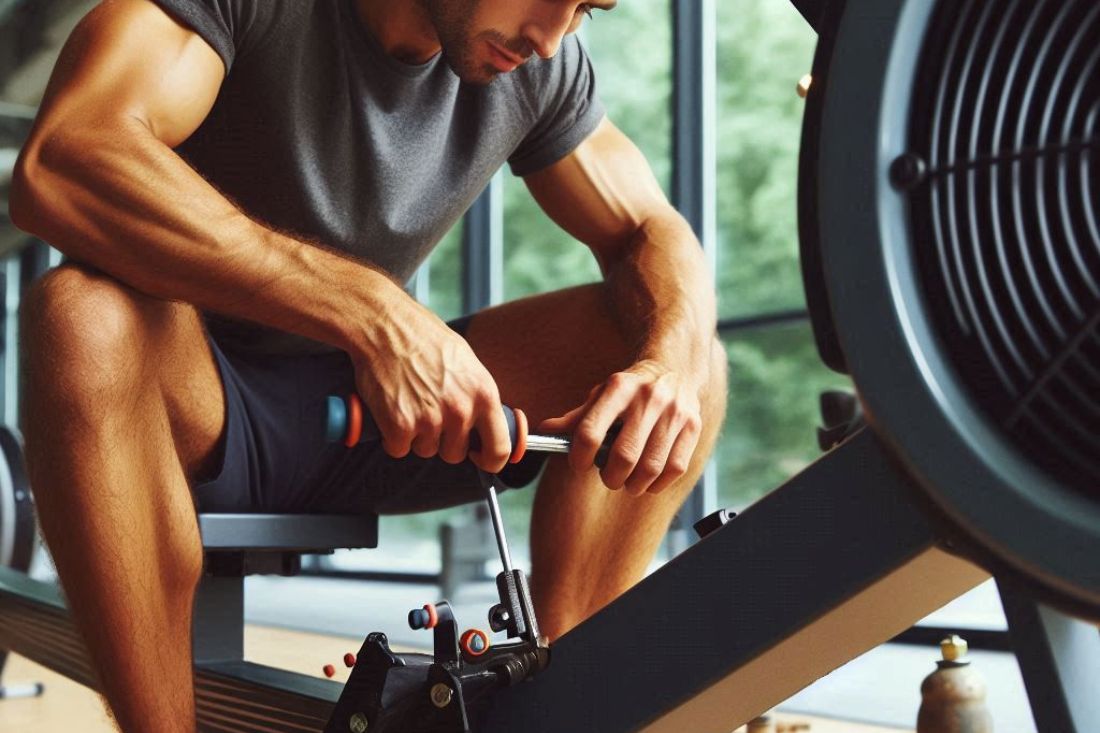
[349,297,512,474]
[538,359,705,496]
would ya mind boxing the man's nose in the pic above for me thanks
[520,10,575,59]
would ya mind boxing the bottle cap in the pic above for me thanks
[940,634,968,662]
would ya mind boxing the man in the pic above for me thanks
[9,0,727,730]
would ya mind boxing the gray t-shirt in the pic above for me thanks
[152,0,605,354]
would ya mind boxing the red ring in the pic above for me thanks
[424,603,439,630]
[510,408,528,464]
[344,394,363,448]
[460,628,491,657]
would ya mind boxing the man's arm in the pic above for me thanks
[8,0,514,471]
[525,117,717,496]
[9,0,403,358]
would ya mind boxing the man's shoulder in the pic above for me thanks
[147,0,310,70]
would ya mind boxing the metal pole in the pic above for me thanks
[669,0,718,555]
[999,580,1100,733]
[462,172,503,314]
[2,254,18,428]
[412,260,431,306]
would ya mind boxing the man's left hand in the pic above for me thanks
[537,359,705,496]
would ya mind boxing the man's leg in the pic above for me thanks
[463,282,728,641]
[20,262,226,732]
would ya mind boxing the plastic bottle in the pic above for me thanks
[917,635,994,733]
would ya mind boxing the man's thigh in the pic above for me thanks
[460,283,633,426]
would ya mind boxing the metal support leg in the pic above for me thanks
[192,573,245,665]
[999,580,1100,733]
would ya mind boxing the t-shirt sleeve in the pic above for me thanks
[148,0,267,73]
[508,35,606,177]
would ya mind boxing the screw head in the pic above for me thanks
[889,153,928,191]
[349,712,369,732]
[488,604,511,632]
[430,682,454,708]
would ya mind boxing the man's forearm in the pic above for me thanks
[10,117,402,357]
[604,212,717,378]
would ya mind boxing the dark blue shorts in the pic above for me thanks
[191,316,546,515]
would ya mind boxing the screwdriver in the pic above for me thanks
[324,393,616,467]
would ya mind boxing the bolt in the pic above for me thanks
[349,712,369,733]
[889,153,928,191]
[430,682,454,708]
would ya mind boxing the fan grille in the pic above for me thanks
[907,0,1100,497]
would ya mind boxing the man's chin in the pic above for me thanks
[440,52,500,86]
[450,63,498,86]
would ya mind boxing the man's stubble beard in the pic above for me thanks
[417,0,498,85]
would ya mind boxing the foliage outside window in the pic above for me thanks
[715,0,816,319]
[712,1,850,509]
[502,0,672,303]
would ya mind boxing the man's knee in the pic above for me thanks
[21,262,166,404]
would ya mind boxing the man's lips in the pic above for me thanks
[487,41,525,71]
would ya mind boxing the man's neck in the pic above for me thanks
[354,0,442,64]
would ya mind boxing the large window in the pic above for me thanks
[503,0,672,303]
[712,0,844,510]
[715,0,814,320]
[719,322,849,507]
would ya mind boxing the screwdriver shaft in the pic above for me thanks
[485,482,513,575]
[525,434,572,454]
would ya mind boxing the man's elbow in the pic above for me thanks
[7,129,85,240]
[8,143,48,236]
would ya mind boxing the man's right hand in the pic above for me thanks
[349,296,512,475]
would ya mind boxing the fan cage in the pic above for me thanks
[907,0,1100,497]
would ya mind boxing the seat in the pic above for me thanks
[192,513,379,665]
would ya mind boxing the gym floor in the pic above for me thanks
[0,625,909,733]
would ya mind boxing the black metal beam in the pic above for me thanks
[788,0,824,32]
[717,308,811,333]
[478,429,987,732]
[0,565,340,730]
[999,580,1100,733]
[299,568,441,586]
[889,625,1012,653]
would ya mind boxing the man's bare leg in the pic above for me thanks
[464,283,728,641]
[20,262,226,732]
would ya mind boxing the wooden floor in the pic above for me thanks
[0,625,909,732]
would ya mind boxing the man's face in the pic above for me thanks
[419,0,615,85]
